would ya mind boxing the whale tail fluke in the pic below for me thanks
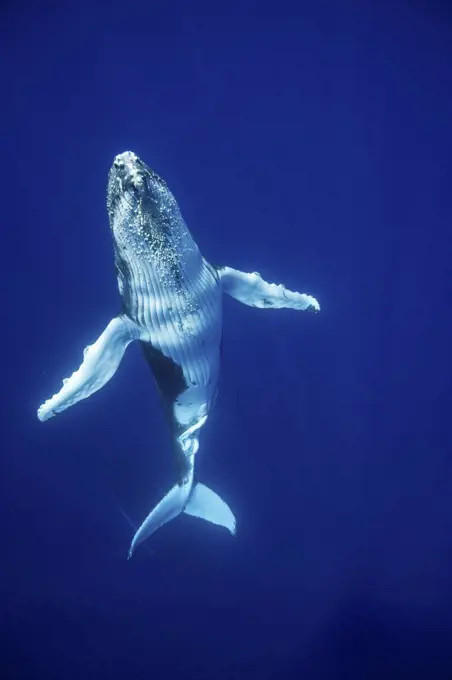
[128,480,236,558]
[184,483,236,534]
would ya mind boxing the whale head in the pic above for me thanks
[106,150,186,257]
[106,151,174,222]
[106,151,200,297]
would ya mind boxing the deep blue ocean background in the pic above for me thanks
[2,1,452,678]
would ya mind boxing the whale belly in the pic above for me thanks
[127,256,222,430]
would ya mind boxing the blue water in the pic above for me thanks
[2,2,452,678]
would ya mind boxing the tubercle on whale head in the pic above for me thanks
[106,150,172,220]
[105,150,197,279]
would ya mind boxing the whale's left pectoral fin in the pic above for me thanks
[218,266,320,312]
[37,315,139,422]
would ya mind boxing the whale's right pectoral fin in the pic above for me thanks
[37,315,139,422]
[218,266,320,312]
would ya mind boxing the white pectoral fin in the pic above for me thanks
[37,315,138,422]
[218,266,320,312]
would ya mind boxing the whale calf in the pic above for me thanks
[37,151,320,557]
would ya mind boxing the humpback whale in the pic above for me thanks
[37,151,320,557]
